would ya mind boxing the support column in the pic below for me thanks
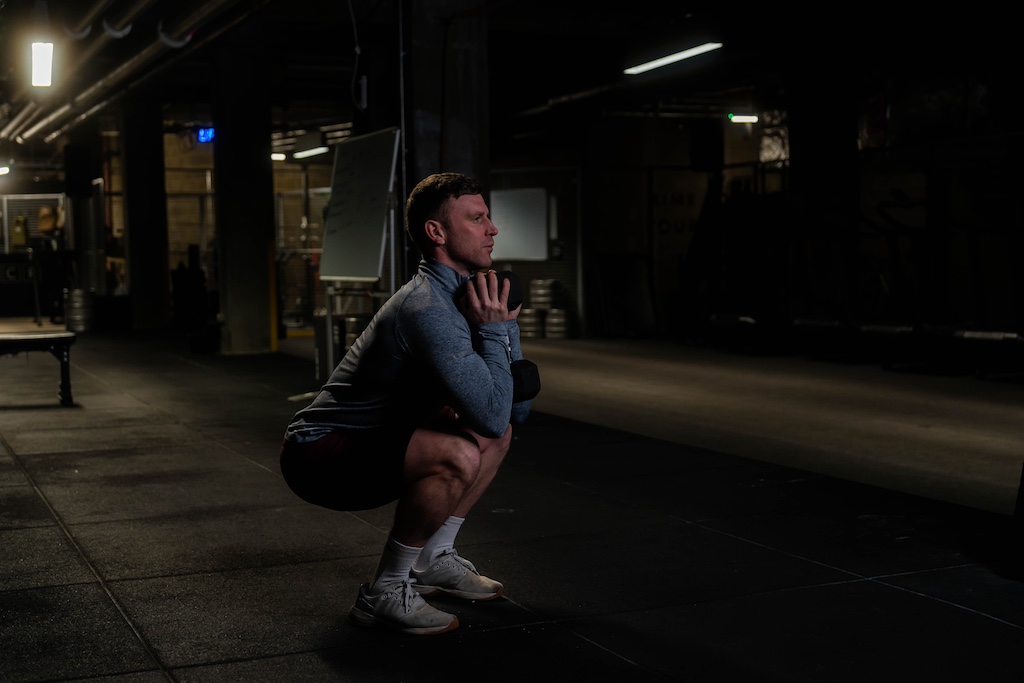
[64,121,105,297]
[403,1,489,197]
[212,47,276,354]
[122,96,170,330]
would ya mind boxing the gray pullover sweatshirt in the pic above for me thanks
[285,259,530,442]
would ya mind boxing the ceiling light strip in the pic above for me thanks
[624,42,723,75]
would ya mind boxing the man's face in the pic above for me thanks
[438,193,497,275]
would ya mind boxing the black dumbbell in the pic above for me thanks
[497,271,523,311]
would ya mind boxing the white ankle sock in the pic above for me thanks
[371,536,421,593]
[413,516,465,571]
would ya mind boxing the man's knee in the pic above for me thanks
[444,426,511,482]
[480,424,512,462]
[407,424,509,485]
[443,436,483,482]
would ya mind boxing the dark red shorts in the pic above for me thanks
[279,426,414,511]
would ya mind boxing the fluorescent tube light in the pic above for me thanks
[0,166,10,175]
[624,42,723,75]
[728,114,758,124]
[32,42,53,87]
[293,146,328,159]
[271,153,286,161]
[292,130,327,159]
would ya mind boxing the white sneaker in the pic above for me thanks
[411,549,504,601]
[349,580,458,635]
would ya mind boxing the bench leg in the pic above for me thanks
[49,343,75,406]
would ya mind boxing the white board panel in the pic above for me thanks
[319,127,400,282]
[490,188,547,261]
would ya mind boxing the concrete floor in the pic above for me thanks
[517,336,1024,516]
[2,320,1023,681]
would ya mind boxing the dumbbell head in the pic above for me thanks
[471,270,523,310]
[498,271,523,310]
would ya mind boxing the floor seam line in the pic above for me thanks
[0,431,178,682]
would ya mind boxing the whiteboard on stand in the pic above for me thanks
[319,127,401,282]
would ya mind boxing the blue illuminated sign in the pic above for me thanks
[197,128,215,143]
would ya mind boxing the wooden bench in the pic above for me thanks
[0,331,77,406]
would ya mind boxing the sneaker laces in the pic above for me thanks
[399,579,418,612]
[445,548,478,574]
[380,578,418,613]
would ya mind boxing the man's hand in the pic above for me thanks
[461,270,510,326]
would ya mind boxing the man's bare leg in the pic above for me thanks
[391,425,511,546]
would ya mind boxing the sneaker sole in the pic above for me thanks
[349,606,459,636]
[414,584,504,601]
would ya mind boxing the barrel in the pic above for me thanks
[518,308,543,338]
[545,308,567,338]
[65,288,95,333]
[529,279,556,310]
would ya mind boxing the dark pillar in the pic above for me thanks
[785,67,862,334]
[404,1,489,193]
[212,47,276,354]
[64,122,105,296]
[122,96,170,330]
[787,80,860,218]
[352,22,401,135]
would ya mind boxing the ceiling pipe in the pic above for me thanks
[63,0,162,88]
[63,0,118,40]
[0,102,39,141]
[41,0,267,144]
[1,0,121,139]
[3,0,162,142]
[19,0,245,144]
[44,3,260,145]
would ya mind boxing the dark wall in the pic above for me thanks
[491,55,1024,354]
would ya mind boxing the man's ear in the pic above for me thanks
[424,219,446,246]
